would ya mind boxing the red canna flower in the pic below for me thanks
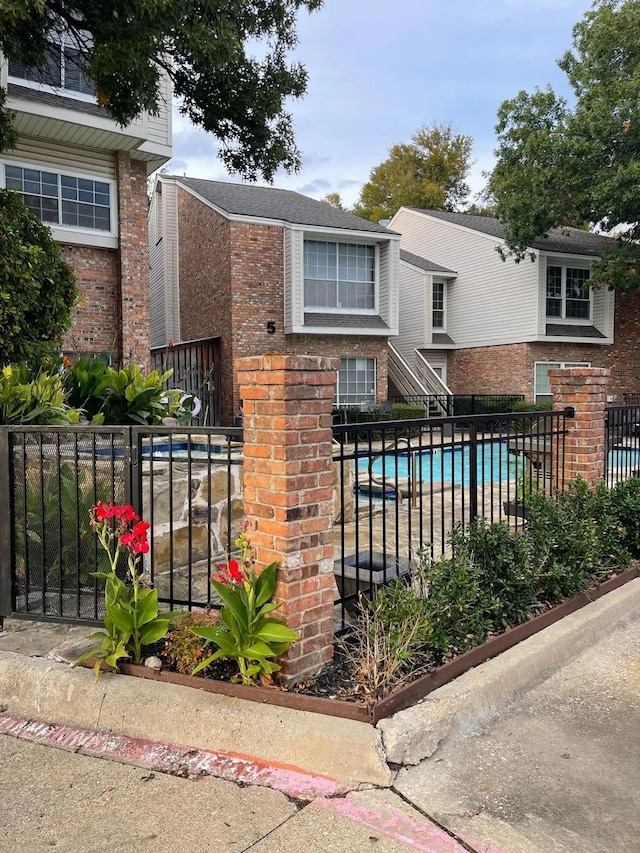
[120,520,150,554]
[212,558,243,586]
[94,501,114,521]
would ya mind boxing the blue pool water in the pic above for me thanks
[362,441,526,488]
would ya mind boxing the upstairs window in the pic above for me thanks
[432,280,445,329]
[4,165,111,232]
[304,240,376,311]
[8,37,95,97]
[546,265,591,320]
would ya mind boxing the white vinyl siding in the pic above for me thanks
[149,178,180,347]
[391,208,539,347]
[393,262,427,362]
[4,136,116,180]
[144,72,172,148]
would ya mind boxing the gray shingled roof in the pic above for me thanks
[409,209,616,257]
[432,332,455,345]
[8,83,105,119]
[400,249,456,274]
[303,313,390,329]
[545,324,607,339]
[175,176,395,234]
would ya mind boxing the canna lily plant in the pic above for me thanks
[74,502,170,676]
[191,523,299,685]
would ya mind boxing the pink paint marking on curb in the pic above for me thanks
[0,714,346,801]
[315,795,470,853]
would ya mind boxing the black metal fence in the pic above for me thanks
[605,404,640,487]
[150,337,221,427]
[385,394,526,416]
[332,409,569,627]
[0,425,242,625]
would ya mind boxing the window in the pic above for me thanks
[534,361,590,403]
[4,165,112,232]
[8,37,95,97]
[336,358,376,406]
[432,280,445,329]
[304,240,376,311]
[546,265,591,320]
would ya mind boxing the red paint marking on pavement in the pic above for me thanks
[0,714,346,800]
[315,795,470,852]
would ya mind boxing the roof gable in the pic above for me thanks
[405,208,616,257]
[172,176,395,235]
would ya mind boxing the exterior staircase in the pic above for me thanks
[387,343,453,416]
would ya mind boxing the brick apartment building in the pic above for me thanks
[149,176,400,424]
[1,41,172,367]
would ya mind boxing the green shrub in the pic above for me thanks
[608,476,640,559]
[390,403,426,420]
[510,400,554,413]
[0,364,76,425]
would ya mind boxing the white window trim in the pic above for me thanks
[335,357,377,407]
[303,237,380,316]
[534,360,590,402]
[1,157,118,247]
[7,31,96,104]
[432,278,446,331]
[545,262,592,324]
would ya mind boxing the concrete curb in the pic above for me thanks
[377,578,640,765]
[0,651,391,789]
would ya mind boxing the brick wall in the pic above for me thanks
[60,152,151,368]
[60,245,120,360]
[116,153,150,369]
[178,190,390,424]
[447,291,640,400]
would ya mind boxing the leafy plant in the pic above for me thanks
[161,609,219,675]
[62,356,111,423]
[99,364,175,425]
[74,502,170,676]
[0,364,76,425]
[191,523,299,685]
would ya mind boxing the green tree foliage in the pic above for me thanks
[321,191,345,210]
[0,189,77,366]
[490,0,640,290]
[0,0,322,180]
[353,123,473,223]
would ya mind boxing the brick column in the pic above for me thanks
[549,367,609,489]
[116,152,150,370]
[236,354,338,681]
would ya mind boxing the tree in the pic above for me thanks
[0,0,322,180]
[0,189,78,366]
[490,0,640,290]
[352,123,473,223]
[321,192,345,210]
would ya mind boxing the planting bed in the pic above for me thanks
[110,566,638,725]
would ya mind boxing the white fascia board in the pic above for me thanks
[297,225,399,243]
[537,335,613,346]
[540,250,601,263]
[53,227,118,249]
[422,342,457,350]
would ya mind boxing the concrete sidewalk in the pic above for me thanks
[2,578,640,852]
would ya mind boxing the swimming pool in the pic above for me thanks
[362,440,527,488]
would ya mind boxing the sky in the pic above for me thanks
[166,0,594,209]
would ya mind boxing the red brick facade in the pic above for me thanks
[447,291,640,401]
[177,187,389,424]
[60,152,150,368]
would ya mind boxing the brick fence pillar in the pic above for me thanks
[549,367,610,489]
[236,354,339,681]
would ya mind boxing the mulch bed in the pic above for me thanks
[121,566,639,724]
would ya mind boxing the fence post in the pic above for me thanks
[0,428,13,625]
[549,367,610,490]
[236,353,339,681]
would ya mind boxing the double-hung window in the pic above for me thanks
[4,164,112,232]
[304,240,376,311]
[432,280,445,329]
[546,265,591,321]
[8,35,95,98]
